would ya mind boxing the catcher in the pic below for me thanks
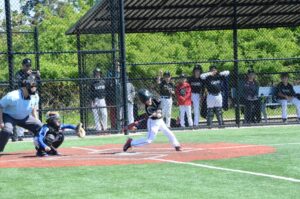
[34,111,85,157]
[123,89,181,152]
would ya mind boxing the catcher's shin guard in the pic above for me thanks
[0,131,11,152]
[207,108,214,128]
[215,107,224,127]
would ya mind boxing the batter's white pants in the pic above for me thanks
[14,126,24,137]
[92,98,108,131]
[161,97,172,127]
[179,105,193,127]
[207,93,223,108]
[131,118,180,147]
[127,103,134,124]
[191,93,201,126]
[279,97,300,119]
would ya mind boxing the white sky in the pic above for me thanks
[0,1,21,20]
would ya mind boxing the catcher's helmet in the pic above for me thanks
[46,111,61,130]
[22,58,32,67]
[138,89,152,103]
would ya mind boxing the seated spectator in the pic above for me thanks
[275,72,300,123]
[175,74,193,127]
[241,69,261,124]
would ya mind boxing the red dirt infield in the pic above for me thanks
[0,143,275,168]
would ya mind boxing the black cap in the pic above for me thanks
[281,72,289,78]
[163,71,171,77]
[193,64,202,72]
[209,65,217,71]
[138,89,152,103]
[22,58,32,67]
[180,73,186,78]
[247,68,255,74]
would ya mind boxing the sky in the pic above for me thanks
[0,0,21,20]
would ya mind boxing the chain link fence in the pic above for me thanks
[1,1,300,138]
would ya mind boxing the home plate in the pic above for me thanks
[116,152,140,156]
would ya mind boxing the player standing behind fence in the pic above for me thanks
[123,89,181,152]
[176,74,193,127]
[0,75,43,152]
[201,65,230,128]
[127,77,136,124]
[188,64,204,127]
[242,69,261,124]
[275,72,300,123]
[157,70,175,127]
[90,67,108,132]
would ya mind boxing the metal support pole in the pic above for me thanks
[5,0,14,91]
[34,27,43,121]
[233,0,240,126]
[77,33,85,127]
[118,0,129,135]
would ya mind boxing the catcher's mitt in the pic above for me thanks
[75,123,86,138]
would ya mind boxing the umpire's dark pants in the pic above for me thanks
[0,113,42,152]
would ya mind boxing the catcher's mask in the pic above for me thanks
[46,111,61,130]
[138,89,152,104]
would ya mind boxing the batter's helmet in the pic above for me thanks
[138,89,152,103]
[22,58,32,67]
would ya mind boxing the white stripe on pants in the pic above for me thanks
[92,98,108,131]
[179,105,193,127]
[161,97,172,127]
[279,97,300,119]
[131,118,180,147]
[191,93,201,125]
[207,93,223,108]
[127,103,134,124]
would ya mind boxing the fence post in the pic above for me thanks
[233,0,241,127]
[34,26,43,121]
[118,0,128,134]
[77,33,85,128]
[5,0,14,91]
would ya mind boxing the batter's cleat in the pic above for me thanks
[175,146,182,151]
[123,138,132,152]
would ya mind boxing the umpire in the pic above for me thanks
[0,75,43,152]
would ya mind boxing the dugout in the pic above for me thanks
[66,0,300,130]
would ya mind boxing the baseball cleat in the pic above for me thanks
[36,150,48,157]
[175,146,182,151]
[123,138,132,152]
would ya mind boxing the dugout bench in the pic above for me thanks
[231,85,300,123]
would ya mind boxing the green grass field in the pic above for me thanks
[1,126,300,199]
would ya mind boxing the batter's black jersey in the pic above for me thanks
[188,77,204,94]
[159,80,174,97]
[205,75,224,95]
[145,98,162,119]
[276,82,295,100]
[90,79,106,99]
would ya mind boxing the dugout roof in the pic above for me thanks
[66,0,300,34]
